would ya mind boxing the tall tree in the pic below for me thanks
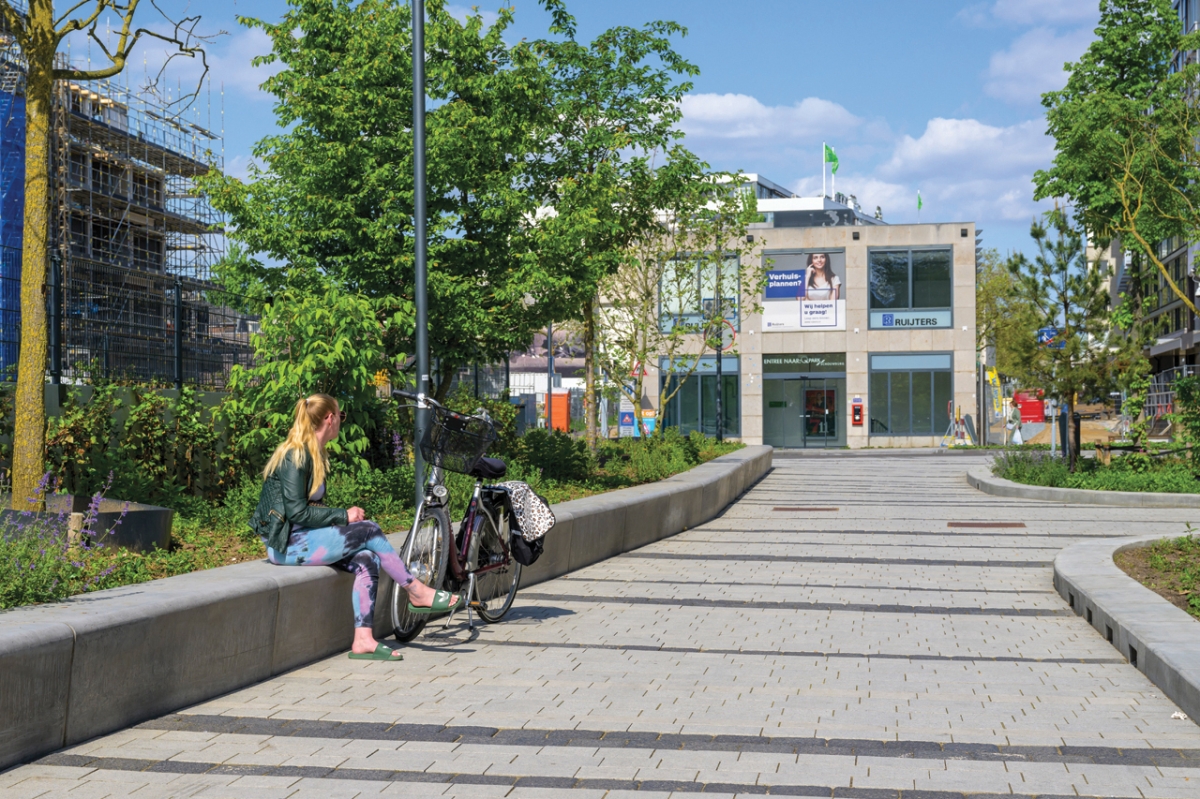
[597,175,765,436]
[0,0,210,505]
[202,0,556,399]
[528,4,700,449]
[976,247,1037,377]
[1007,210,1111,470]
[1035,0,1200,318]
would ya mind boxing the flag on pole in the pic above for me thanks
[917,190,923,211]
[823,144,839,175]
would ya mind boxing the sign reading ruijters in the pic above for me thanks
[869,309,952,329]
[762,250,846,332]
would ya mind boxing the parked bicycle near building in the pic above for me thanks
[390,390,522,641]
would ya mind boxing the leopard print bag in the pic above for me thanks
[497,480,555,542]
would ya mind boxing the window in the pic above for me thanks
[868,353,953,436]
[868,248,953,328]
[660,255,740,331]
[660,356,739,437]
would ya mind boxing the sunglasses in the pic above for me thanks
[336,411,347,422]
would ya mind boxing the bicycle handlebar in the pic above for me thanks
[392,389,446,410]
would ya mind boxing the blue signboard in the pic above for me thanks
[765,270,806,300]
[618,411,635,427]
[1037,327,1066,349]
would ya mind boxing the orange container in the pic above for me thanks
[543,391,570,432]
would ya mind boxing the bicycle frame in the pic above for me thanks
[458,480,512,577]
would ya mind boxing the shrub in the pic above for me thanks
[993,449,1200,493]
[519,429,593,483]
[0,476,125,609]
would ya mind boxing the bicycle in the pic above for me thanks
[390,389,522,641]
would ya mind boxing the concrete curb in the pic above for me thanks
[967,467,1200,508]
[0,446,772,771]
[1053,534,1200,723]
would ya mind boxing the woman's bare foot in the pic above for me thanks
[350,626,401,657]
[405,579,460,610]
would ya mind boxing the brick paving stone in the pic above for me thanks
[7,454,1200,797]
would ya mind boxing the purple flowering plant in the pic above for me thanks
[0,471,128,609]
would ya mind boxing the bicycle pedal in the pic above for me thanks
[468,600,484,608]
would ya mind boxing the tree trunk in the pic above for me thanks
[584,297,596,450]
[12,10,54,508]
[1067,394,1077,473]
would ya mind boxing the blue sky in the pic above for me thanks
[127,0,1102,258]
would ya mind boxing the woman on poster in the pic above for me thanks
[805,252,841,301]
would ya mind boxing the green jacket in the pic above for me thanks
[250,450,349,553]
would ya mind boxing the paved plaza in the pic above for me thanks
[5,452,1200,798]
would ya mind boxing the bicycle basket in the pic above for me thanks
[420,406,497,474]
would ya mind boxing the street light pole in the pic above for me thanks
[412,0,430,509]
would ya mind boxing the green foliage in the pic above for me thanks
[1035,0,1200,317]
[976,247,1037,376]
[42,383,223,506]
[221,288,397,475]
[519,429,593,483]
[1006,210,1112,470]
[1172,375,1200,469]
[1125,534,1200,619]
[201,0,560,396]
[993,450,1200,493]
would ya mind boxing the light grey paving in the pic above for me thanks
[5,453,1200,799]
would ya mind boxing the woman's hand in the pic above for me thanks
[347,506,366,524]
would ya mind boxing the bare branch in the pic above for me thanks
[55,0,110,37]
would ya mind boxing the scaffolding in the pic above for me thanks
[0,2,255,388]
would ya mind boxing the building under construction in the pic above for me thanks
[0,11,255,388]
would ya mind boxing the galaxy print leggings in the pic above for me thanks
[267,521,414,628]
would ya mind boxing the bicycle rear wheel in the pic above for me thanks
[472,510,521,623]
[391,504,450,642]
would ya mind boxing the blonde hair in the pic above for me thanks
[264,394,338,497]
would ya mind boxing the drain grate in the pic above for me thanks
[773,507,839,512]
[947,522,1027,528]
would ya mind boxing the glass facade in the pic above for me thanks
[868,248,953,328]
[868,353,953,436]
[660,356,740,437]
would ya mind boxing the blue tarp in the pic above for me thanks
[0,88,24,374]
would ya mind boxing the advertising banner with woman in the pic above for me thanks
[762,250,847,332]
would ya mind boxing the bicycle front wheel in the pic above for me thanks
[473,512,521,623]
[391,504,450,642]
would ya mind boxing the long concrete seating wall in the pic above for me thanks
[0,445,772,772]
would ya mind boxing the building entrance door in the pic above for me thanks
[762,378,840,448]
[801,379,837,447]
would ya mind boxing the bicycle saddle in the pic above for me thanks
[471,456,507,480]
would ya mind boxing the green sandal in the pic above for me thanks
[348,643,404,661]
[407,589,458,615]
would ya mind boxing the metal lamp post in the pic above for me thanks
[412,0,430,508]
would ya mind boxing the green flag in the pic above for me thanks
[917,190,923,211]
[823,144,839,175]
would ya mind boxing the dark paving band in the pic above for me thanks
[519,592,1073,617]
[482,637,1123,664]
[121,714,1192,768]
[29,753,1153,798]
[697,528,1138,539]
[559,577,1057,594]
[623,552,1052,567]
[674,541,1062,551]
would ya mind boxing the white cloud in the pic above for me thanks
[224,154,259,181]
[984,26,1094,104]
[679,93,861,141]
[882,117,1051,182]
[991,0,1099,26]
[868,117,1053,222]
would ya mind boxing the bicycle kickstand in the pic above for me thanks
[443,573,476,632]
